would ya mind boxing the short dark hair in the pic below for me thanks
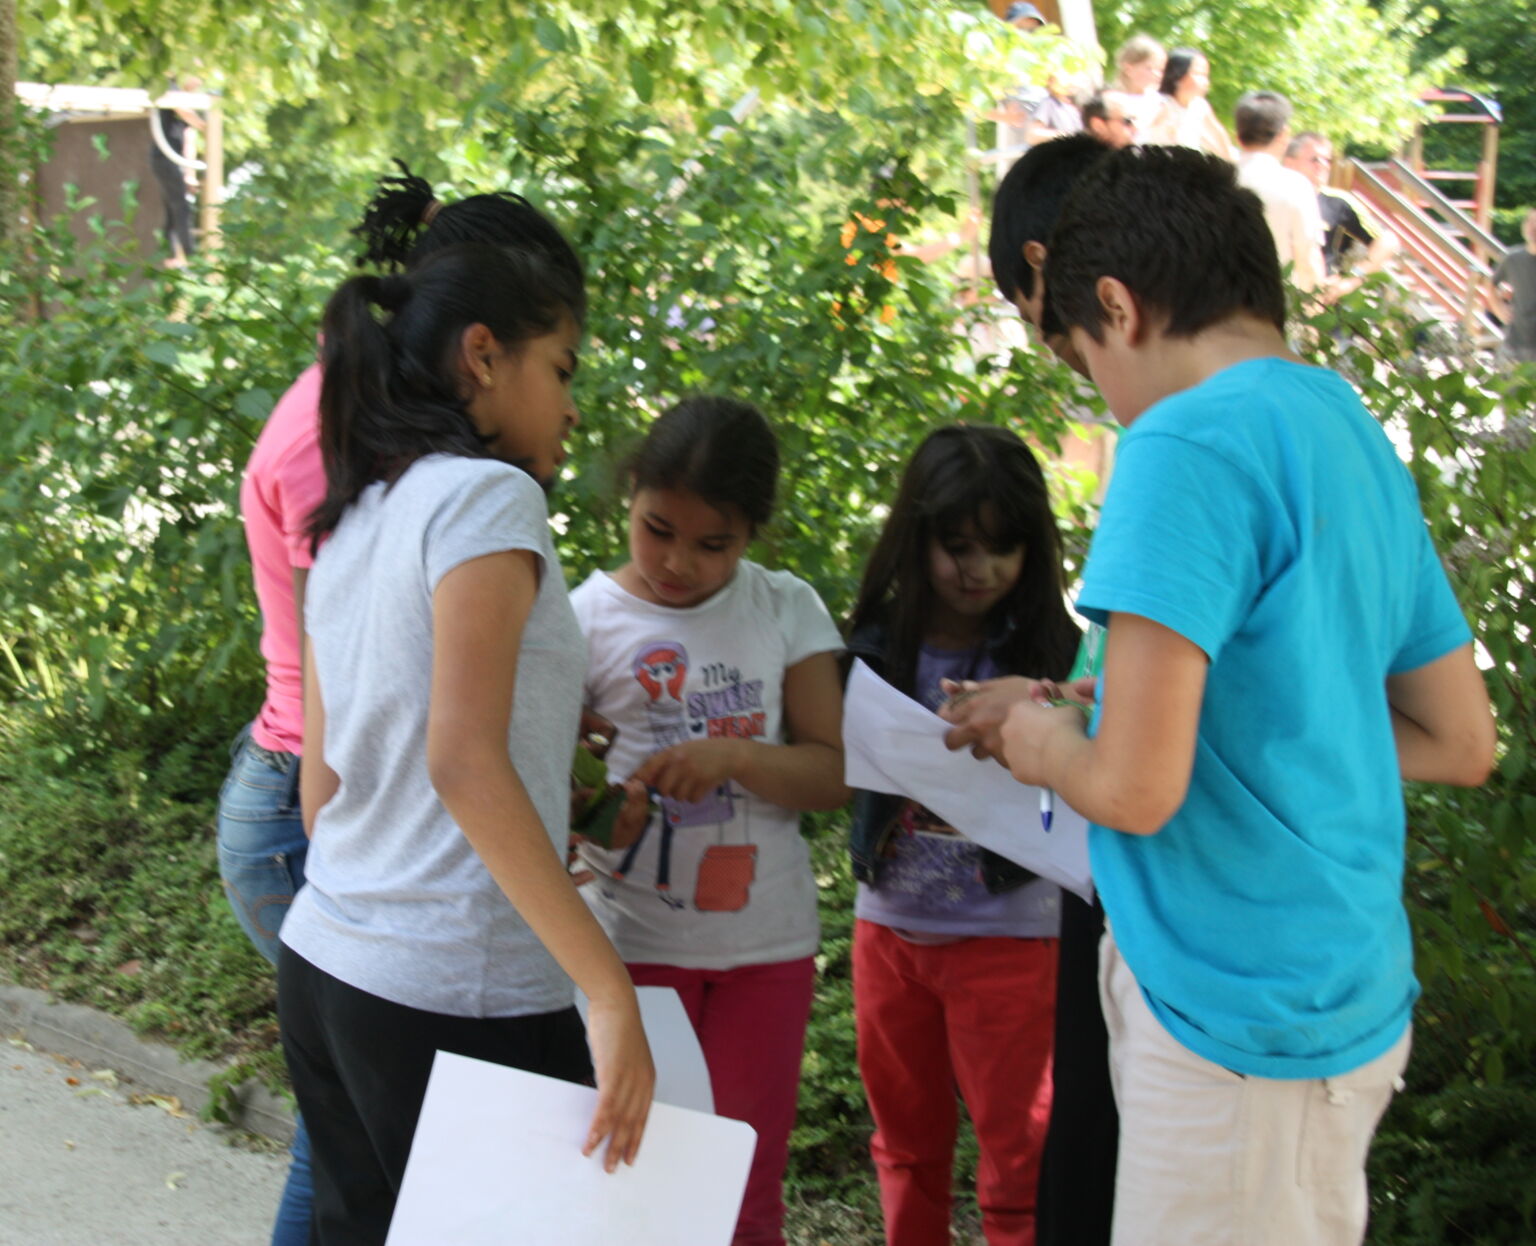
[1234,91,1293,148]
[988,133,1109,303]
[628,397,780,530]
[1081,95,1119,129]
[1045,146,1285,342]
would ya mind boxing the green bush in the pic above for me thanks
[0,706,278,1063]
[1302,287,1536,1243]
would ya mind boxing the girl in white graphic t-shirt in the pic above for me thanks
[570,397,847,1246]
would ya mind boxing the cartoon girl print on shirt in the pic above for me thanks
[632,640,735,826]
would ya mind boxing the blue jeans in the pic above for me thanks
[217,724,314,1246]
[217,725,307,964]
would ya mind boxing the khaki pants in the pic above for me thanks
[1099,928,1409,1246]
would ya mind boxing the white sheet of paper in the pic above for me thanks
[386,1052,755,1246]
[843,659,1094,901]
[575,986,714,1114]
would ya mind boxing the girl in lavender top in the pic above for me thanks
[843,425,1080,1246]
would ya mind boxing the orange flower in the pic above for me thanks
[878,259,899,281]
[879,304,898,324]
[845,252,859,267]
[840,220,858,249]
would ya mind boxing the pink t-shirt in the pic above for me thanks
[240,363,326,755]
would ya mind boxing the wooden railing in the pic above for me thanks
[1349,158,1509,346]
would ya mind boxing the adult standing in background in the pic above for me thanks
[1028,74,1085,146]
[1105,35,1167,143]
[1082,96,1136,150]
[1006,1,1047,32]
[992,3,1052,161]
[1493,208,1536,363]
[148,75,204,267]
[1284,131,1399,277]
[217,163,589,1246]
[1151,48,1235,160]
[1234,91,1327,294]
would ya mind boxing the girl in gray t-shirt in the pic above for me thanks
[277,240,653,1243]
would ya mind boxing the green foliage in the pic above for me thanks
[2,26,1091,726]
[1414,0,1536,214]
[793,823,881,1220]
[0,706,280,1064]
[1301,287,1536,1243]
[17,0,1044,195]
[0,209,341,736]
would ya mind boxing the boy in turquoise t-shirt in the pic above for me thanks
[946,147,1495,1245]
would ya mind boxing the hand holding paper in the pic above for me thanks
[937,674,1059,764]
[844,660,1093,900]
[581,993,655,1171]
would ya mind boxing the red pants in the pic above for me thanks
[627,957,816,1246]
[854,920,1058,1246]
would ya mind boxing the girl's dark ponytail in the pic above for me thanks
[307,242,583,547]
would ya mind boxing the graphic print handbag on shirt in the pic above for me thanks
[693,791,756,912]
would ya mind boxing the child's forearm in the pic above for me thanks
[431,746,638,1007]
[1029,716,1177,836]
[729,738,850,811]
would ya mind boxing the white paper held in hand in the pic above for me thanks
[842,658,1094,901]
[386,1051,756,1246]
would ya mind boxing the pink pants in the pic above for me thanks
[854,919,1058,1246]
[627,957,817,1246]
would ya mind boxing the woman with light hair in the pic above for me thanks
[1106,34,1167,141]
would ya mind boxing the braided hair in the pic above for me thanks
[352,159,586,323]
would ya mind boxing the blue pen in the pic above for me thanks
[1039,786,1054,832]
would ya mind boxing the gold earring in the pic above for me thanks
[482,372,493,386]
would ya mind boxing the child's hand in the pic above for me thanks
[999,699,1089,786]
[938,676,1051,764]
[581,992,655,1173]
[567,833,596,886]
[568,780,650,881]
[632,739,740,805]
[607,778,652,850]
[1057,675,1098,708]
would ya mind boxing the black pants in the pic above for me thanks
[1035,891,1119,1246]
[149,148,196,257]
[277,946,593,1246]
